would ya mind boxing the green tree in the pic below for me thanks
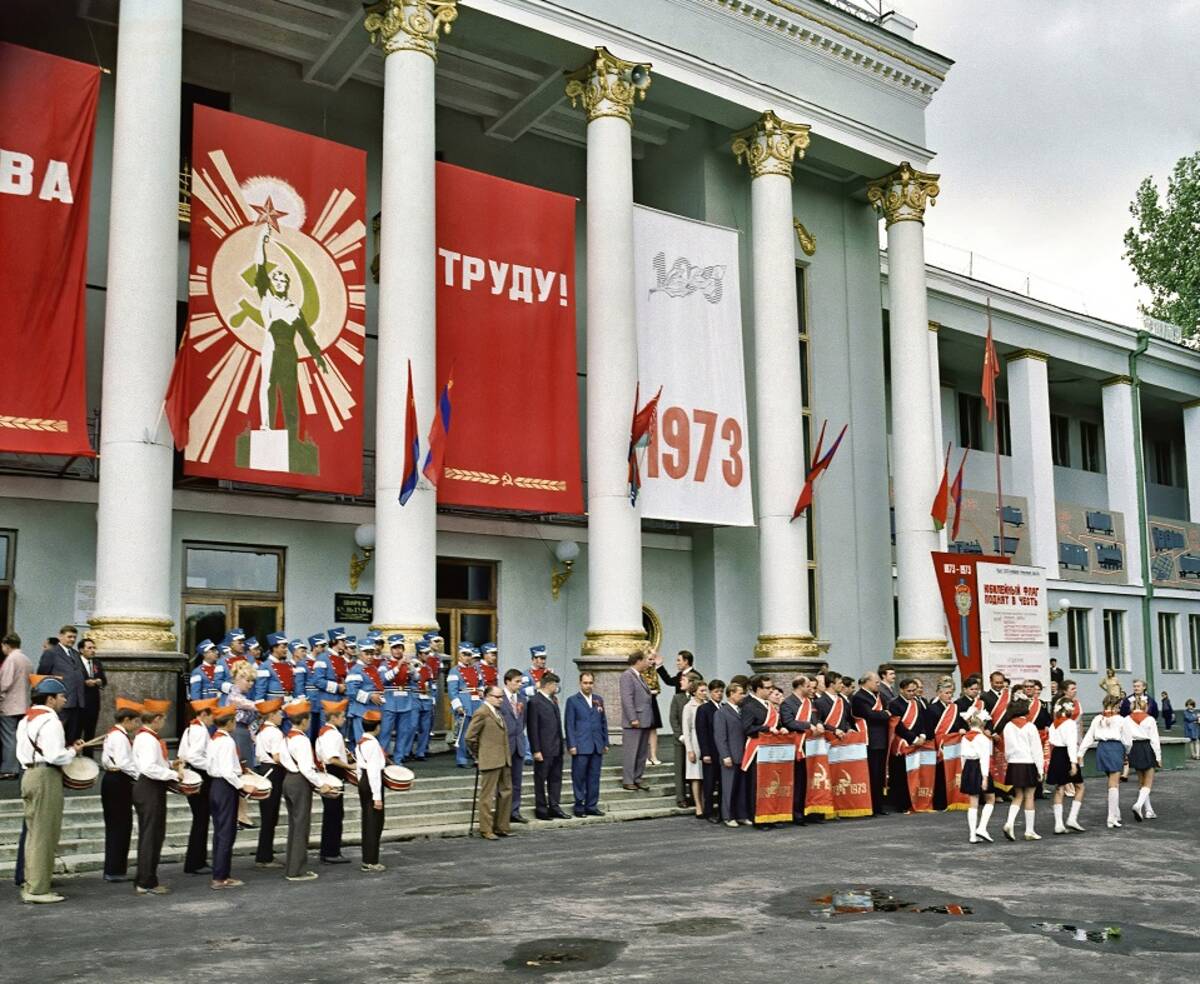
[1124,152,1200,336]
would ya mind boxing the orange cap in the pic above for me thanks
[362,709,382,723]
[211,705,237,723]
[190,698,219,714]
[256,699,283,715]
[28,674,48,687]
[142,698,171,714]
[321,699,349,715]
[284,699,311,720]
[115,697,143,714]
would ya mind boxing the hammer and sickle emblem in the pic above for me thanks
[501,472,514,487]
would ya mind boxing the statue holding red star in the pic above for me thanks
[252,194,288,233]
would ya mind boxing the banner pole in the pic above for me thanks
[989,299,1005,555]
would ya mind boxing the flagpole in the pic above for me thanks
[988,298,1005,555]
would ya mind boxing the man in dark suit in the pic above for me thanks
[526,672,568,820]
[887,678,927,813]
[564,672,608,817]
[695,678,723,822]
[780,674,819,824]
[498,669,529,824]
[739,675,777,827]
[878,663,898,705]
[78,636,107,749]
[850,671,891,815]
[656,649,697,694]
[713,682,748,827]
[36,624,87,743]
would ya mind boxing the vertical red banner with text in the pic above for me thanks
[932,551,1009,680]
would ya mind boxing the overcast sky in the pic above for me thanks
[895,0,1200,327]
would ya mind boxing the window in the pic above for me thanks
[1159,612,1179,671]
[1153,440,1174,486]
[1067,608,1091,671]
[0,529,13,633]
[1080,421,1101,473]
[958,393,983,451]
[181,543,285,658]
[1050,414,1070,467]
[797,267,818,633]
[997,402,1012,456]
[1190,615,1200,673]
[1103,609,1126,671]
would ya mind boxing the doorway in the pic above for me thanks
[435,558,498,731]
[181,542,286,659]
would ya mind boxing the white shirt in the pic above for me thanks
[207,730,244,789]
[1002,720,1044,776]
[279,730,325,789]
[16,707,76,768]
[1078,713,1133,755]
[255,722,285,764]
[314,725,348,767]
[355,733,385,800]
[960,731,992,776]
[177,720,211,772]
[132,728,177,782]
[1047,717,1080,764]
[101,726,138,779]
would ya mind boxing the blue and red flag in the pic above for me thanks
[423,367,454,486]
[950,449,968,540]
[628,383,663,505]
[399,360,420,506]
[792,420,847,520]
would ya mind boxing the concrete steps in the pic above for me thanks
[1,762,686,877]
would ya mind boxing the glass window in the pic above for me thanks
[1080,421,1101,473]
[1050,414,1070,467]
[1190,615,1200,673]
[436,561,494,603]
[996,401,1012,456]
[1067,608,1091,671]
[0,531,11,581]
[958,393,983,451]
[184,545,281,593]
[1153,441,1174,486]
[1103,609,1126,671]
[1159,612,1179,671]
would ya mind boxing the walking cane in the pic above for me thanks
[468,762,480,837]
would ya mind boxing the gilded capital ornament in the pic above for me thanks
[363,0,458,61]
[88,616,178,653]
[866,161,940,226]
[580,627,649,658]
[731,111,810,180]
[564,47,652,125]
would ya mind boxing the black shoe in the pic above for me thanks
[415,756,427,761]
[510,814,529,824]
[708,816,721,825]
[185,866,212,875]
[549,808,570,819]
[103,874,128,883]
[321,856,351,865]
[756,823,776,831]
[586,809,605,817]
[534,811,551,821]
[574,811,586,818]
[237,821,256,830]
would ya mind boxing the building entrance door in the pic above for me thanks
[434,558,497,733]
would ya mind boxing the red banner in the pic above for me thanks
[803,734,834,819]
[752,734,796,824]
[0,44,100,456]
[828,729,872,819]
[990,734,1011,792]
[939,732,970,812]
[181,107,366,492]
[906,744,936,813]
[435,163,582,514]
[932,551,1009,679]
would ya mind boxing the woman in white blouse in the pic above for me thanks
[680,680,707,818]
[1001,697,1044,841]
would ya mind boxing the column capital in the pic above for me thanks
[1006,348,1048,364]
[1102,374,1133,388]
[867,161,940,226]
[1183,398,1200,410]
[928,320,940,332]
[731,110,810,179]
[363,0,458,61]
[564,47,651,124]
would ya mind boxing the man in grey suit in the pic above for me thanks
[498,669,530,823]
[619,651,654,791]
[713,681,750,827]
[36,625,87,743]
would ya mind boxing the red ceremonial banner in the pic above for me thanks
[752,734,796,824]
[0,43,100,456]
[435,163,582,514]
[180,107,366,493]
[932,551,1009,679]
[803,734,834,819]
[828,729,873,819]
[939,732,970,812]
[906,743,936,813]
[989,734,1011,792]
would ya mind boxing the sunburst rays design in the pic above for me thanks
[185,149,366,464]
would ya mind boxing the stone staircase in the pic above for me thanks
[0,761,685,877]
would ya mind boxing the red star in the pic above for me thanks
[252,195,288,233]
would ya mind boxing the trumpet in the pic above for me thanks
[450,710,467,749]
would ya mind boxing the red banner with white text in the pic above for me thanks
[752,734,796,824]
[932,551,1009,680]
[435,163,582,514]
[0,43,100,456]
[181,107,366,492]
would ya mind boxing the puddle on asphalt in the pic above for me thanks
[405,883,493,896]
[502,938,626,975]
[1032,922,1120,945]
[809,889,972,918]
[656,916,741,936]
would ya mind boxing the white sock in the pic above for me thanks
[1005,803,1020,829]
[1052,804,1063,827]
[967,807,978,837]
[978,802,993,831]
[1068,800,1082,825]
[1107,787,1119,821]
[1024,809,1036,834]
[1134,787,1149,809]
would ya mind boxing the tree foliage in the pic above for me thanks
[1123,151,1200,335]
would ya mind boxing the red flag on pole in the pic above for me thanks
[399,360,419,506]
[792,421,847,520]
[931,442,951,530]
[422,367,454,487]
[163,337,192,452]
[981,324,1000,421]
[950,449,968,540]
[628,384,663,505]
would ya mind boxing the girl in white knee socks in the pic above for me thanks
[1126,696,1162,821]
[1001,697,1044,840]
[1046,698,1085,833]
[960,711,995,843]
[1079,695,1132,828]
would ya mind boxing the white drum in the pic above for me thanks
[318,774,343,799]
[62,756,99,791]
[382,764,414,792]
[240,772,273,800]
[168,768,203,796]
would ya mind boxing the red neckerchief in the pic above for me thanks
[139,727,169,762]
[1130,710,1149,725]
[1052,715,1070,728]
[24,706,51,722]
[1008,716,1028,729]
[361,661,384,690]
[319,725,337,737]
[108,725,132,746]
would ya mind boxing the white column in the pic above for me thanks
[732,111,818,663]
[929,322,947,550]
[1183,401,1200,523]
[90,0,183,652]
[867,163,951,664]
[1102,377,1143,586]
[1007,351,1057,571]
[364,1,455,638]
[567,48,652,662]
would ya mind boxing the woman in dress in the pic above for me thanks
[1126,695,1162,821]
[222,662,259,828]
[1001,697,1044,841]
[680,680,708,818]
[1078,694,1133,828]
[1099,667,1122,700]
[959,710,994,843]
[1046,697,1085,834]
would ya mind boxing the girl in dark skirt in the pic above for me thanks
[1047,697,1085,834]
[960,710,995,843]
[1001,697,1044,841]
[1079,695,1132,828]
[1126,697,1162,821]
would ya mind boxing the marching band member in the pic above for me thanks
[411,638,440,761]
[286,639,312,733]
[131,698,182,895]
[17,677,84,904]
[315,699,352,865]
[207,704,245,890]
[253,698,286,868]
[255,633,304,729]
[346,635,385,742]
[1127,696,1163,821]
[101,698,142,883]
[381,634,416,763]
[304,634,330,739]
[1079,694,1133,828]
[959,710,994,843]
[277,699,334,882]
[1047,696,1085,834]
[522,645,552,699]
[447,642,483,768]
[179,698,216,875]
[218,628,248,674]
[1000,697,1043,841]
[188,639,227,701]
[356,708,387,872]
[246,636,263,664]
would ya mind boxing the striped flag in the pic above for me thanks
[399,360,419,506]
[422,368,454,486]
[792,420,848,520]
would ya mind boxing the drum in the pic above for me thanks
[319,774,343,799]
[382,764,415,792]
[168,768,203,796]
[336,762,359,787]
[62,756,99,790]
[240,771,273,801]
